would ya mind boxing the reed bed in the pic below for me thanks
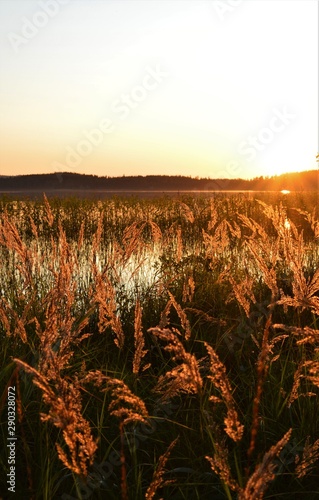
[0,192,319,499]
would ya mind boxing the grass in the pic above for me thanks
[0,191,319,499]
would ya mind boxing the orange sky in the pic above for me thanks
[0,0,318,179]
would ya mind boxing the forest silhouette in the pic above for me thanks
[0,169,318,194]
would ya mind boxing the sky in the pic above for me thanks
[0,0,318,180]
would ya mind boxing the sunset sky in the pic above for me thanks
[0,0,318,180]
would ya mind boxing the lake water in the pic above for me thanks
[0,189,296,199]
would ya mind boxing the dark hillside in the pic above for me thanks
[0,170,317,192]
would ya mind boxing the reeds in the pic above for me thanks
[0,193,318,498]
[295,436,319,478]
[145,437,178,500]
[83,370,149,426]
[149,327,203,401]
[239,429,293,500]
[205,342,244,443]
[13,358,98,477]
[132,300,150,375]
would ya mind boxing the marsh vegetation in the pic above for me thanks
[0,192,319,499]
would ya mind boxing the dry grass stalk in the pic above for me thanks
[29,214,39,240]
[305,360,319,389]
[94,273,124,349]
[183,308,227,326]
[122,221,146,261]
[0,298,31,342]
[224,219,241,239]
[145,437,178,500]
[0,213,35,291]
[256,200,286,232]
[182,275,195,303]
[271,323,319,404]
[286,360,317,407]
[247,315,272,461]
[178,201,195,224]
[149,327,203,401]
[204,342,244,442]
[158,299,173,329]
[206,440,240,492]
[267,334,289,364]
[295,327,319,345]
[277,268,319,315]
[84,371,149,427]
[92,215,103,256]
[36,315,90,382]
[35,232,91,372]
[246,241,279,299]
[256,204,319,314]
[239,429,292,500]
[167,291,192,340]
[273,324,319,345]
[222,274,256,318]
[148,220,162,243]
[202,220,230,262]
[208,198,218,231]
[176,225,183,263]
[154,359,202,402]
[14,358,98,477]
[238,210,284,299]
[0,213,25,255]
[237,213,268,241]
[43,194,54,227]
[133,300,150,375]
[295,207,319,239]
[77,221,85,250]
[1,206,98,478]
[287,361,304,408]
[295,436,319,478]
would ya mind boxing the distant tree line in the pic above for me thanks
[0,170,318,192]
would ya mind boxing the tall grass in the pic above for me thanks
[0,192,319,499]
